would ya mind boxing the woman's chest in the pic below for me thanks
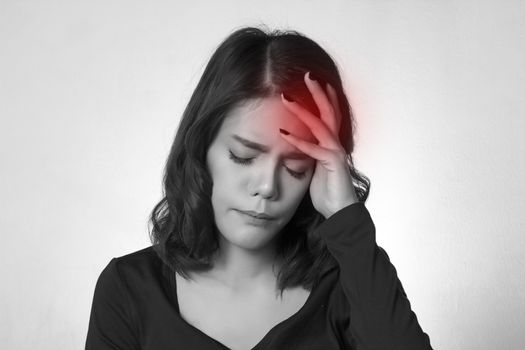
[175,274,310,350]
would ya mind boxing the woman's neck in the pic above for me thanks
[205,238,283,295]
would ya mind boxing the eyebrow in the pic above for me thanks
[231,134,311,160]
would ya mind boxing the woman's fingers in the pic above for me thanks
[279,130,333,167]
[281,93,342,152]
[304,72,338,136]
[325,83,342,133]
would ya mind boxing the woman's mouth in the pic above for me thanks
[236,210,276,225]
[238,209,275,220]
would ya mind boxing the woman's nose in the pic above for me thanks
[251,165,279,200]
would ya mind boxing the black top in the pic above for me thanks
[85,202,433,349]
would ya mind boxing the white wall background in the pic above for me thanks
[1,0,524,349]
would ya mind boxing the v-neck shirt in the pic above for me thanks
[85,202,433,349]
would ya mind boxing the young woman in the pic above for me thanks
[86,26,433,350]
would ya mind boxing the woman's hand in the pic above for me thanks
[279,72,359,219]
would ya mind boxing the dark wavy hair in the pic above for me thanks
[149,26,371,296]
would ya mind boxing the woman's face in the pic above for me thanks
[206,96,317,252]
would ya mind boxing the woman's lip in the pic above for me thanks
[237,210,275,220]
[236,210,275,226]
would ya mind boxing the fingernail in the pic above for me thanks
[308,71,320,82]
[282,93,294,102]
[279,128,290,135]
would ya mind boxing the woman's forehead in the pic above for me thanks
[220,97,316,143]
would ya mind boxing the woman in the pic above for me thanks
[85,26,433,349]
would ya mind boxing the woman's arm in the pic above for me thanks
[317,202,433,350]
[85,258,141,350]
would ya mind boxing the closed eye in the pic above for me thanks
[228,150,307,179]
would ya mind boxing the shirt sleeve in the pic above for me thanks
[316,202,433,350]
[85,258,141,350]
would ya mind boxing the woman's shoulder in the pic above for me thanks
[96,246,164,291]
[118,244,162,268]
[87,247,163,347]
[113,245,158,266]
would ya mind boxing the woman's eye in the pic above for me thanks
[229,150,253,165]
[228,150,307,179]
[288,169,306,179]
